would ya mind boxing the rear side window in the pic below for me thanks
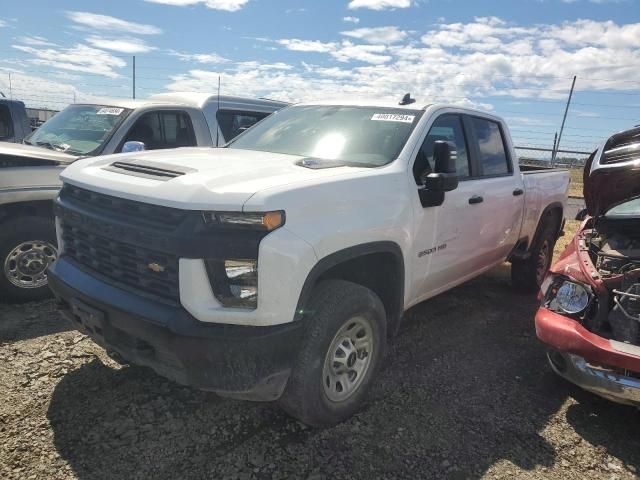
[413,114,470,184]
[216,110,270,142]
[0,105,13,140]
[122,111,196,151]
[470,117,511,176]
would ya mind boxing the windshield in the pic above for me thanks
[24,104,132,156]
[606,198,640,218]
[227,105,423,167]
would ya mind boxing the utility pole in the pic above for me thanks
[552,75,576,166]
[8,73,12,100]
[132,56,136,99]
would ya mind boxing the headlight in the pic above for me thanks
[204,259,258,309]
[553,281,591,314]
[202,211,284,231]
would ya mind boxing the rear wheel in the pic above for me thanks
[279,280,386,427]
[0,217,58,303]
[512,216,557,293]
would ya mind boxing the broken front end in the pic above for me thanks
[535,126,640,405]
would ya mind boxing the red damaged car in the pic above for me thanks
[536,125,640,405]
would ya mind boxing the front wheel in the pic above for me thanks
[0,217,58,303]
[279,279,387,427]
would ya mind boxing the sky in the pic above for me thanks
[1,0,640,154]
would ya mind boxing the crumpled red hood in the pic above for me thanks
[584,127,640,217]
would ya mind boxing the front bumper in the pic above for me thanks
[546,351,640,406]
[536,307,640,405]
[48,258,304,401]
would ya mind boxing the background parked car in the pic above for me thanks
[0,98,32,144]
[0,92,288,302]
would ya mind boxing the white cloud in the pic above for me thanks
[277,39,337,53]
[332,41,391,64]
[87,36,156,53]
[547,19,640,49]
[348,0,411,10]
[143,0,249,12]
[343,16,360,24]
[164,16,640,113]
[341,26,408,44]
[15,36,59,47]
[8,15,640,122]
[66,11,162,35]
[0,19,7,28]
[277,38,391,64]
[12,44,126,78]
[170,51,229,64]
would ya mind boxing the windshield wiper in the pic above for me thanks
[35,141,68,152]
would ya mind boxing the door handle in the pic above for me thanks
[468,195,484,205]
[513,188,524,196]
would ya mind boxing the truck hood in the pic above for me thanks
[584,128,640,217]
[61,147,367,210]
[0,142,77,165]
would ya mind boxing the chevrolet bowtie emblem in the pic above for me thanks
[148,262,165,273]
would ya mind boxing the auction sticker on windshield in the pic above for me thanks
[371,113,415,123]
[96,107,125,115]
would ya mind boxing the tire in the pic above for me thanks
[0,216,58,303]
[279,279,387,427]
[511,215,557,293]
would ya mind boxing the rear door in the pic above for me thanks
[464,115,524,264]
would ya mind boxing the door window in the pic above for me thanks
[470,117,511,176]
[122,111,196,151]
[413,114,470,184]
[0,105,13,140]
[216,110,270,142]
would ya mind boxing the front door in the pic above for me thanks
[409,112,486,302]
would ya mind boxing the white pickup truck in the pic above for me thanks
[48,97,569,426]
[0,92,286,301]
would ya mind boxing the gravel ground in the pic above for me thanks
[2,260,640,478]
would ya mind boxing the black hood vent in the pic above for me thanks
[104,159,197,181]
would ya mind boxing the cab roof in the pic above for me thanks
[293,98,506,121]
[76,92,289,110]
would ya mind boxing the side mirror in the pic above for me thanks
[575,208,588,221]
[419,140,459,208]
[122,141,146,153]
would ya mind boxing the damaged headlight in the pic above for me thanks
[556,282,591,314]
[544,277,592,315]
[205,259,258,309]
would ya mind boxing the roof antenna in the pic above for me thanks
[216,75,221,147]
[399,93,415,106]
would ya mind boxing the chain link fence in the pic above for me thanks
[515,146,592,168]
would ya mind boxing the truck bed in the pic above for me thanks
[520,164,568,173]
[518,167,570,246]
